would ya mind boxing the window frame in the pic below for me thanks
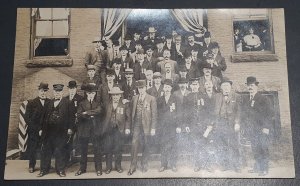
[231,9,275,55]
[30,8,71,59]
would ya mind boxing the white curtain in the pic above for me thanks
[171,9,206,33]
[101,9,132,39]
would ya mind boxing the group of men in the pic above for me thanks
[24,26,273,177]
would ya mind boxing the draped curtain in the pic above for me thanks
[171,9,206,33]
[101,9,132,40]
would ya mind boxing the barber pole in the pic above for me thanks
[18,100,28,152]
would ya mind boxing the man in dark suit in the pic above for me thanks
[157,79,179,172]
[198,63,221,94]
[98,69,116,108]
[243,77,273,176]
[82,65,102,89]
[213,77,242,172]
[133,49,151,80]
[64,80,84,166]
[112,60,126,86]
[74,83,103,176]
[199,31,212,58]
[25,82,50,173]
[102,86,131,174]
[128,80,157,175]
[153,38,165,61]
[122,68,138,102]
[38,84,74,177]
[118,45,134,70]
[144,45,158,72]
[173,78,190,126]
[146,72,164,98]
[123,35,136,55]
[143,27,158,48]
[182,52,201,80]
[172,34,186,66]
[186,33,201,57]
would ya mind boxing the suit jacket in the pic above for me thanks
[201,91,220,126]
[131,93,157,135]
[184,61,201,80]
[153,48,164,60]
[144,56,158,72]
[41,97,75,139]
[82,76,102,88]
[84,47,108,70]
[122,79,138,101]
[198,76,221,93]
[113,70,126,86]
[77,98,102,137]
[133,60,151,80]
[173,89,191,126]
[212,53,227,79]
[98,82,115,108]
[161,73,180,84]
[214,91,241,130]
[157,94,179,137]
[146,84,164,98]
[241,92,273,134]
[65,93,84,127]
[122,43,136,54]
[118,56,134,70]
[102,100,131,134]
[171,44,186,65]
[25,97,50,134]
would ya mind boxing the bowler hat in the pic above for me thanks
[53,84,64,91]
[155,38,164,45]
[178,77,188,84]
[186,32,195,38]
[189,77,200,82]
[246,76,259,85]
[153,72,162,79]
[113,40,120,46]
[220,77,233,85]
[163,79,173,87]
[206,52,214,59]
[204,31,211,38]
[119,45,127,51]
[38,82,49,91]
[85,83,98,92]
[67,80,77,88]
[92,36,101,43]
[124,68,134,74]
[202,63,213,69]
[106,69,115,76]
[144,45,154,51]
[136,80,147,88]
[87,64,96,70]
[108,86,124,95]
[136,49,144,54]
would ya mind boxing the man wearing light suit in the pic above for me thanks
[127,80,157,175]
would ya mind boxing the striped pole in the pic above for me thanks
[18,100,28,152]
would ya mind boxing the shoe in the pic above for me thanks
[105,168,112,174]
[28,167,34,173]
[96,170,102,176]
[37,171,48,177]
[159,166,166,172]
[127,169,135,176]
[116,168,123,173]
[171,166,177,172]
[194,167,201,172]
[58,171,66,177]
[258,171,268,176]
[75,170,86,176]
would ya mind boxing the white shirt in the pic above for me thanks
[108,82,114,90]
[176,44,181,52]
[155,84,161,91]
[54,98,62,108]
[244,34,261,46]
[115,69,120,77]
[165,94,171,104]
[166,72,172,79]
[180,89,186,96]
[39,99,45,106]
[112,102,118,110]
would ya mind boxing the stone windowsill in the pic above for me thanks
[231,53,279,63]
[26,56,73,68]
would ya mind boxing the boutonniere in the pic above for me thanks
[133,90,136,95]
[200,98,204,106]
[170,103,176,112]
[161,91,164,96]
[251,100,255,107]
[118,107,124,114]
[74,100,77,107]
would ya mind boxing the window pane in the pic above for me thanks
[36,21,52,36]
[53,21,69,36]
[232,9,268,19]
[52,8,69,19]
[38,8,52,19]
[34,38,69,56]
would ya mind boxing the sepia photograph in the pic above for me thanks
[4,8,294,179]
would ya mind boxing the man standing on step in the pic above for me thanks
[25,82,50,173]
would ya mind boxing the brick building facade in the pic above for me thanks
[7,8,292,156]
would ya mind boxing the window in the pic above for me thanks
[232,9,273,53]
[31,8,70,57]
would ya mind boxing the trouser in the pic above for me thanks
[160,126,177,168]
[64,133,75,164]
[79,136,102,172]
[129,125,151,170]
[250,131,270,172]
[40,134,67,172]
[27,133,40,168]
[104,127,124,170]
[192,134,209,168]
[215,124,241,170]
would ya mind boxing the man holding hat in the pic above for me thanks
[84,36,108,81]
[25,82,50,173]
[213,77,242,172]
[64,80,84,166]
[172,34,186,65]
[102,86,131,174]
[157,79,180,172]
[128,80,157,175]
[147,72,164,98]
[143,27,158,47]
[74,83,103,176]
[38,84,74,177]
[242,76,273,176]
[198,63,221,93]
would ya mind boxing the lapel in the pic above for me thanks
[132,96,138,119]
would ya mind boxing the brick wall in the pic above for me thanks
[7,8,292,151]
